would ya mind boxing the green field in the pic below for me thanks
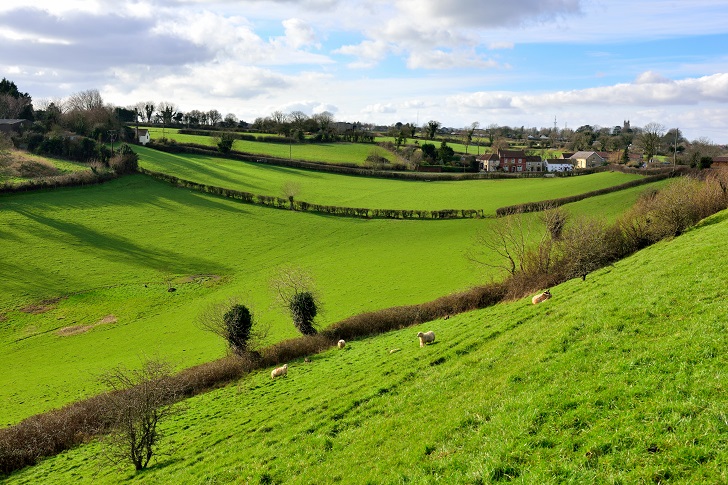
[141,127,397,165]
[135,145,644,212]
[0,165,665,426]
[7,208,728,484]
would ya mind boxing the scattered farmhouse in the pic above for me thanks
[526,155,546,172]
[498,149,527,172]
[137,128,150,145]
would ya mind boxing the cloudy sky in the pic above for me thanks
[2,0,728,142]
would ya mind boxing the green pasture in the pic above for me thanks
[8,210,728,484]
[141,127,396,165]
[0,169,666,426]
[134,145,644,213]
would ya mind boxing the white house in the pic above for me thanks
[137,128,150,145]
[546,159,574,172]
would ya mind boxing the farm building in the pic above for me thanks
[137,128,150,145]
[546,159,574,172]
[569,151,605,169]
[0,119,30,134]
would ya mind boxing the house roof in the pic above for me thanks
[476,153,499,161]
[137,129,149,135]
[713,156,728,163]
[546,159,574,164]
[498,149,526,158]
[570,151,604,160]
[525,155,542,162]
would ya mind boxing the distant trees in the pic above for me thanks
[0,78,33,119]
[636,122,666,162]
[424,120,441,140]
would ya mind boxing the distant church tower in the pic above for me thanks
[623,120,631,131]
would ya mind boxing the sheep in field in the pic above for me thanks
[417,331,436,347]
[337,339,346,349]
[271,364,288,379]
[532,289,552,305]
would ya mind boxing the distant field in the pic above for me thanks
[0,150,90,183]
[8,209,728,484]
[140,127,397,165]
[135,145,645,213]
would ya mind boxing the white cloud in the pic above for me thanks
[362,103,396,114]
[488,41,514,50]
[407,50,500,70]
[278,18,319,49]
[635,71,673,84]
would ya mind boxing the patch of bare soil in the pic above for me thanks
[21,297,65,315]
[56,314,118,337]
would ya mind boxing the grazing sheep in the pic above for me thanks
[417,331,436,347]
[337,339,346,349]
[271,364,288,379]
[443,315,450,320]
[532,289,552,305]
[304,357,311,363]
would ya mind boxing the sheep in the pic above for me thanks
[417,331,436,347]
[337,339,346,349]
[532,289,552,305]
[271,363,288,379]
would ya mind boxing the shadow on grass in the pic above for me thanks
[13,208,231,276]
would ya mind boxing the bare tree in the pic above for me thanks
[463,121,479,154]
[99,359,180,471]
[636,122,666,162]
[556,217,615,281]
[207,109,222,126]
[65,89,104,112]
[281,181,301,209]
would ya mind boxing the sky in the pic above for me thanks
[1,0,728,143]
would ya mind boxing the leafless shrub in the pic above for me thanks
[281,181,301,209]
[554,217,617,281]
[98,359,181,471]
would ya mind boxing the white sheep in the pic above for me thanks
[271,363,288,379]
[532,289,552,305]
[337,339,346,349]
[417,331,436,347]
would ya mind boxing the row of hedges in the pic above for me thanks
[495,168,689,216]
[0,280,507,476]
[147,142,520,181]
[139,167,486,219]
[0,169,118,194]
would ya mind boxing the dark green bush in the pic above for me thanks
[290,292,318,335]
[223,304,253,353]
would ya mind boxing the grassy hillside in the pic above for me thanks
[0,173,667,426]
[135,146,644,213]
[7,209,728,484]
[141,127,397,165]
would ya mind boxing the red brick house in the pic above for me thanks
[498,149,527,172]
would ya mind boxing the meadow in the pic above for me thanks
[141,127,398,165]
[0,165,665,427]
[6,208,727,484]
[134,145,644,212]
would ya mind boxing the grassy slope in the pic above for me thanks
[8,210,728,484]
[142,127,397,165]
[135,146,643,212]
[0,174,664,426]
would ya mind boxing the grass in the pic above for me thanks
[0,169,665,426]
[142,127,397,165]
[0,150,90,183]
[134,145,645,213]
[6,209,728,484]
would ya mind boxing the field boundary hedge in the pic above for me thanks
[0,170,118,194]
[138,167,486,219]
[495,167,689,216]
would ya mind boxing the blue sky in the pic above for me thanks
[1,0,728,143]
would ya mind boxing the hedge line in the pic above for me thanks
[0,170,118,194]
[147,142,535,181]
[495,168,688,216]
[0,281,507,476]
[138,167,486,220]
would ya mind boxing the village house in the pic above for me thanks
[476,153,500,172]
[498,149,527,172]
[569,151,605,169]
[525,155,545,172]
[546,159,574,172]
